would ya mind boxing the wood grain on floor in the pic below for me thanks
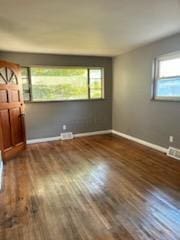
[0,134,180,240]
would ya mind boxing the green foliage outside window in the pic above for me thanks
[21,67,104,101]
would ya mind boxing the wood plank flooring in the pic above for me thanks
[0,134,180,240]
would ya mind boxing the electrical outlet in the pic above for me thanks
[62,125,67,131]
[169,136,174,143]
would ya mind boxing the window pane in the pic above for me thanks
[157,77,180,97]
[159,58,180,78]
[21,67,30,101]
[22,78,29,90]
[90,78,102,89]
[31,67,88,101]
[90,89,102,99]
[89,68,103,99]
[89,69,102,79]
[23,91,30,101]
[21,67,29,78]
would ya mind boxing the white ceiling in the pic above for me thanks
[0,0,180,56]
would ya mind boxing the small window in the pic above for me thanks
[153,52,180,101]
[21,66,104,102]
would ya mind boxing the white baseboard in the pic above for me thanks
[27,130,112,144]
[75,130,112,138]
[112,130,167,153]
[27,129,167,154]
[0,157,3,191]
[27,136,61,144]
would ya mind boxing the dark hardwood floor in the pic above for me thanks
[0,134,180,240]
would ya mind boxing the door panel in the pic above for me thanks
[9,89,20,102]
[0,90,8,102]
[0,109,12,149]
[10,107,24,145]
[0,60,26,161]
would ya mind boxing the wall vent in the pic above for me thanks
[60,132,73,140]
[167,147,180,160]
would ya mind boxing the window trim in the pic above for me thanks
[152,52,180,102]
[21,65,105,103]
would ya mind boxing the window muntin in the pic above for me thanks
[154,53,180,100]
[21,67,104,102]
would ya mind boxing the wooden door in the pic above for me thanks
[0,60,26,161]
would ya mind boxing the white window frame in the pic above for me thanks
[153,51,180,101]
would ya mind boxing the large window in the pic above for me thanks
[21,66,104,102]
[153,52,180,100]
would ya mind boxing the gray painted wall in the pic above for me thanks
[113,33,180,149]
[0,52,112,140]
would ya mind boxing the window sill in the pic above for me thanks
[24,98,106,103]
[151,97,180,102]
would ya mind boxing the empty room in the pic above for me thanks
[0,0,180,239]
